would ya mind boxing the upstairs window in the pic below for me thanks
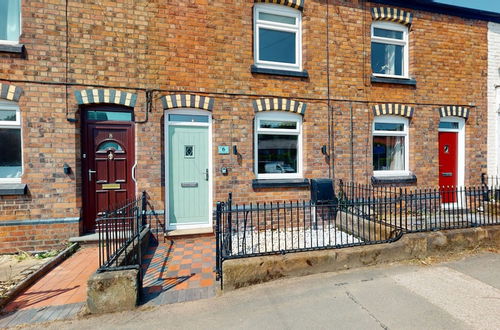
[255,112,302,179]
[0,0,21,44]
[373,116,409,176]
[0,101,22,182]
[371,21,408,78]
[254,4,302,72]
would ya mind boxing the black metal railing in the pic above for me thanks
[482,173,500,187]
[97,191,163,274]
[215,179,500,283]
[337,180,500,232]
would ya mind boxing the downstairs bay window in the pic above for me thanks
[373,116,409,176]
[0,100,22,182]
[255,112,302,179]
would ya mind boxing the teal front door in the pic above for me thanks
[168,124,210,228]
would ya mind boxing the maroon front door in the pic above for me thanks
[439,131,458,203]
[82,107,135,232]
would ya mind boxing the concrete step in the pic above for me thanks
[68,233,99,246]
[165,228,214,240]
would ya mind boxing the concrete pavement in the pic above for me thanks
[16,251,500,330]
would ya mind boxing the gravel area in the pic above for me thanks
[230,224,362,255]
[0,253,56,300]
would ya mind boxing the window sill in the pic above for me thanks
[0,183,27,196]
[251,65,309,78]
[0,43,25,55]
[371,174,417,185]
[252,178,309,189]
[371,75,416,86]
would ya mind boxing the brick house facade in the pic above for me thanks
[0,0,496,253]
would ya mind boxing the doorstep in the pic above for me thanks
[68,233,99,245]
[165,228,214,240]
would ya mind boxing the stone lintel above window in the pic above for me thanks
[0,83,23,102]
[161,94,215,111]
[372,103,414,118]
[371,7,413,26]
[253,98,307,115]
[254,0,305,11]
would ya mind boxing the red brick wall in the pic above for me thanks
[0,222,79,253]
[0,0,488,252]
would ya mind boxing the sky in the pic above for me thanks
[435,0,500,14]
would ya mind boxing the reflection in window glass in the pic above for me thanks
[260,120,297,129]
[259,28,296,64]
[258,134,298,174]
[371,42,403,76]
[373,28,403,40]
[259,12,296,25]
[373,136,405,171]
[87,111,132,121]
[374,122,405,131]
[97,141,123,151]
[168,114,209,123]
[0,128,22,178]
[438,122,459,129]
[0,110,17,122]
[0,0,21,42]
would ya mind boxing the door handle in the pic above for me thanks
[88,169,96,182]
[205,169,209,181]
[131,163,137,183]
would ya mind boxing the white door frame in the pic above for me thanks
[439,117,465,208]
[164,109,213,230]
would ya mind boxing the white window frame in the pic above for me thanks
[0,0,22,45]
[371,21,409,79]
[0,100,22,183]
[254,111,303,179]
[253,4,302,72]
[373,116,409,177]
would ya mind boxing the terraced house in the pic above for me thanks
[0,0,498,253]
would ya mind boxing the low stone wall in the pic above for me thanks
[87,269,139,314]
[222,225,500,291]
[337,211,394,241]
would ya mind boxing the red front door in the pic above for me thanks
[82,107,135,232]
[439,131,458,203]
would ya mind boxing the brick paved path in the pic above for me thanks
[0,247,98,327]
[141,236,216,305]
[0,237,217,327]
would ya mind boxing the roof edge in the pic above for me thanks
[368,0,500,23]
